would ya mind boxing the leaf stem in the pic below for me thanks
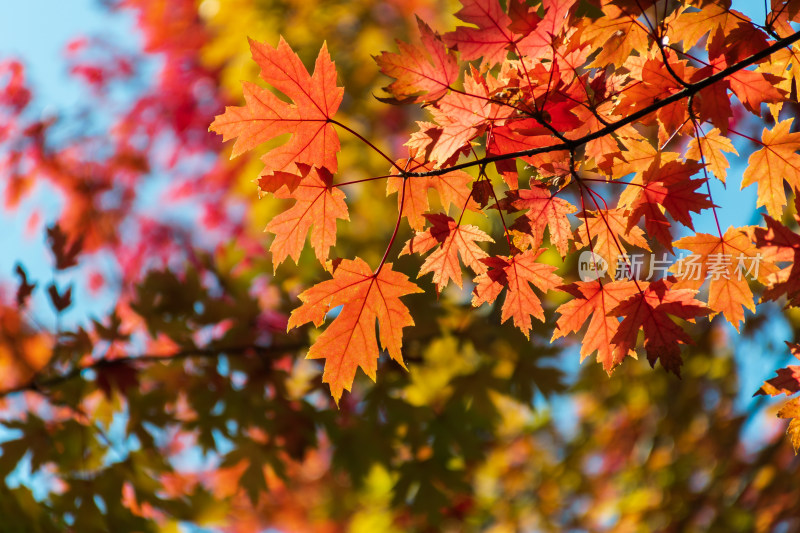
[330,119,402,171]
[375,161,411,275]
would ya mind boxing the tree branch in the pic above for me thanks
[405,29,800,178]
[0,342,306,399]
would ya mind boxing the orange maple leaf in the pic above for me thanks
[552,280,639,373]
[508,186,576,258]
[671,227,773,330]
[686,128,738,183]
[209,38,343,174]
[610,137,680,181]
[668,4,763,52]
[401,213,494,291]
[741,118,800,218]
[581,4,650,68]
[472,249,562,338]
[287,259,422,404]
[376,17,459,104]
[266,166,349,269]
[424,67,511,166]
[576,209,650,278]
[616,55,692,139]
[755,341,800,452]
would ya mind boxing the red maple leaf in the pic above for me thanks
[472,249,562,338]
[755,342,800,396]
[445,0,514,65]
[754,213,800,305]
[624,158,714,251]
[514,0,576,59]
[610,278,710,375]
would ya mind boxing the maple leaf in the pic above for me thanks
[423,67,511,166]
[14,264,36,307]
[753,213,800,305]
[386,159,477,231]
[265,165,349,269]
[755,342,800,453]
[692,73,733,134]
[624,159,714,251]
[757,42,800,97]
[209,38,343,174]
[778,397,800,453]
[507,186,576,258]
[610,278,710,375]
[703,28,784,116]
[576,209,650,278]
[756,342,800,396]
[581,4,650,68]
[47,224,82,270]
[375,17,459,104]
[686,128,738,183]
[616,55,693,144]
[472,249,562,338]
[668,4,759,52]
[445,0,514,65]
[287,258,422,404]
[741,118,800,218]
[256,168,305,195]
[610,137,680,181]
[47,283,72,312]
[488,119,570,178]
[671,227,774,330]
[552,280,639,373]
[514,0,576,59]
[472,179,494,208]
[401,213,494,291]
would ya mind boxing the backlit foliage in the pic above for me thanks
[2,0,800,531]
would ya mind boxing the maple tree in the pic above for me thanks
[209,0,800,417]
[3,0,800,530]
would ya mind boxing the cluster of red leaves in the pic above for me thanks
[212,0,800,432]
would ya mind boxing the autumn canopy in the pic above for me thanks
[3,0,800,530]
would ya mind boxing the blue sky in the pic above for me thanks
[0,0,139,106]
[0,1,140,329]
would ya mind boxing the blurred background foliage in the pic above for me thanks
[0,0,799,531]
